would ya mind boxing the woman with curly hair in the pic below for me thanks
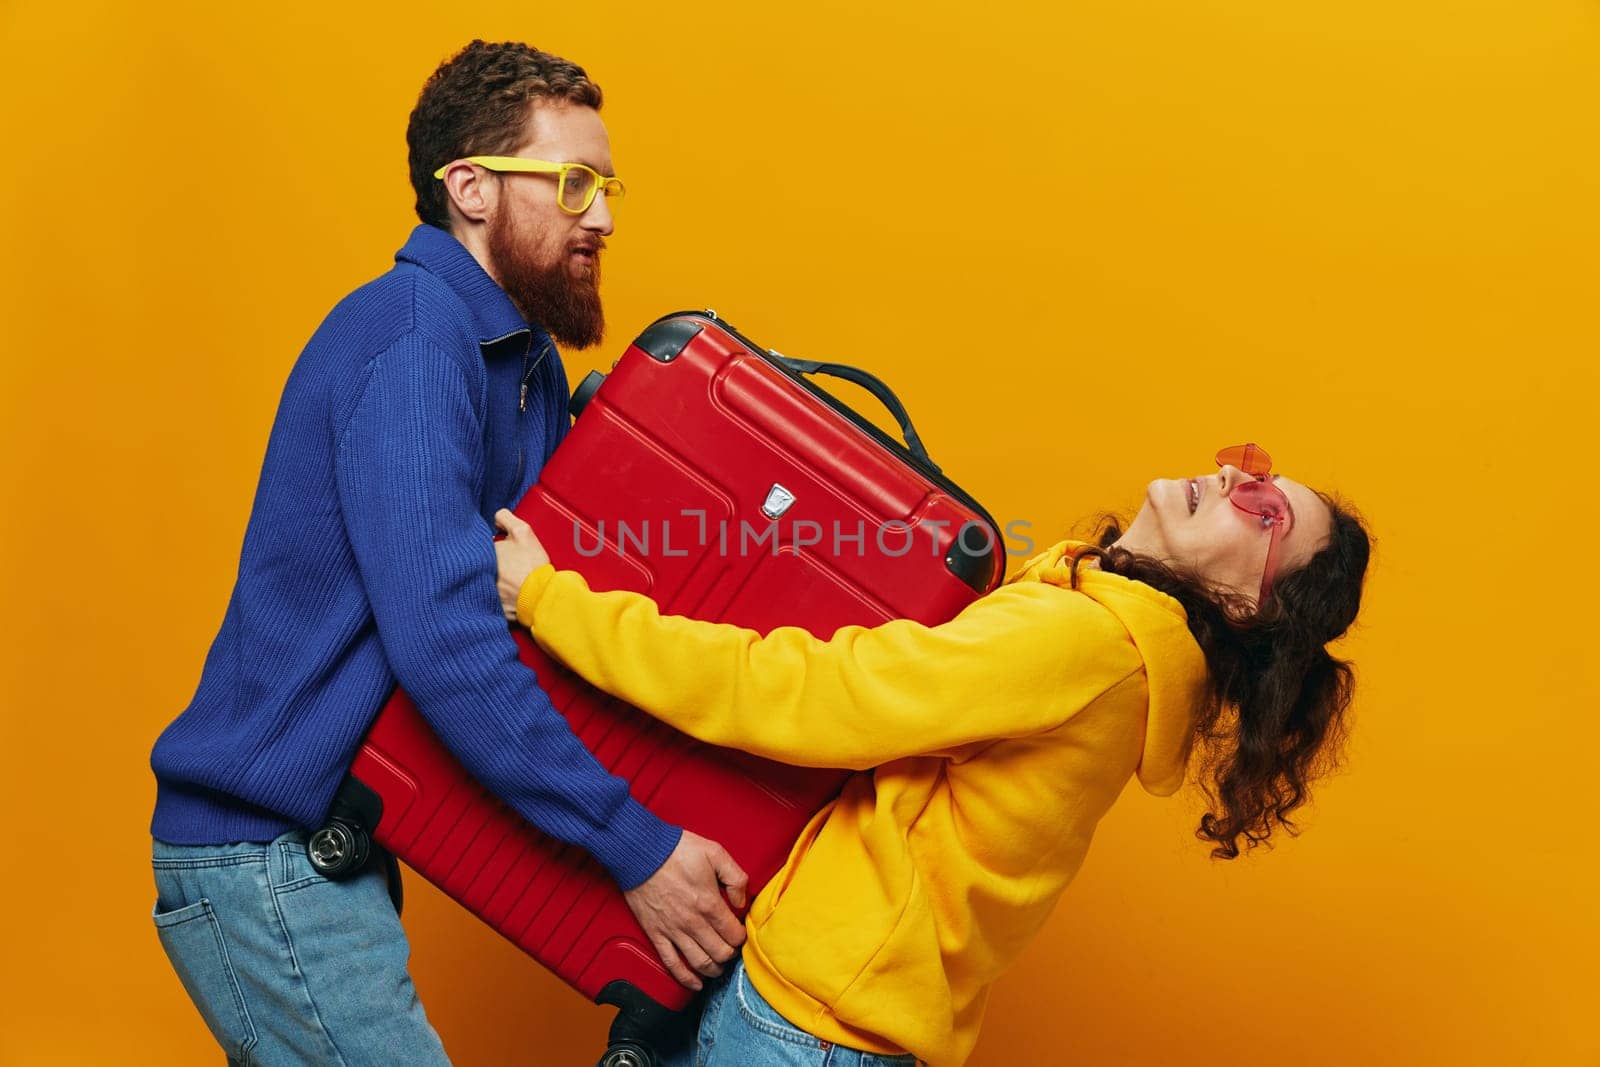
[492,443,1371,1067]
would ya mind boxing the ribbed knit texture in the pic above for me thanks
[150,224,679,890]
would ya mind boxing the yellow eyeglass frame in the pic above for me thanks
[432,156,626,215]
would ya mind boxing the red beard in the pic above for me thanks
[486,208,606,350]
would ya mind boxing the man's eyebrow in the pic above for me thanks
[1271,474,1297,529]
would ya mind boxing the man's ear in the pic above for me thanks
[440,163,495,225]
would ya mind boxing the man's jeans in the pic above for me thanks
[151,830,449,1065]
[663,956,917,1067]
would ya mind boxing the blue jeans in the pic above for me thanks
[151,830,449,1065]
[662,956,917,1067]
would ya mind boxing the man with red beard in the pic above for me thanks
[148,41,746,1062]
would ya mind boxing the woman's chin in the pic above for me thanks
[1140,478,1181,516]
[1117,502,1154,554]
[1121,481,1185,556]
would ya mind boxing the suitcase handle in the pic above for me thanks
[767,354,940,475]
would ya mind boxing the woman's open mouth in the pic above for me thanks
[1187,478,1200,514]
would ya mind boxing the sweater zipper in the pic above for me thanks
[513,339,552,493]
[519,339,553,413]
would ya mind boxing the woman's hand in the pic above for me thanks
[493,508,551,624]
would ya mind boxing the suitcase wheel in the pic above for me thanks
[307,817,371,879]
[596,1040,656,1067]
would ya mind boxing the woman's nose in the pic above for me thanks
[1217,465,1250,494]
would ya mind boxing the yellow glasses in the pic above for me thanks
[432,156,625,215]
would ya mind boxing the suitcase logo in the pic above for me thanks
[761,483,797,519]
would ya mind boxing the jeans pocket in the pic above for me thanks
[733,964,825,1050]
[152,898,257,1058]
[273,830,327,892]
[274,830,403,914]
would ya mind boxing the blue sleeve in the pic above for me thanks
[332,332,680,890]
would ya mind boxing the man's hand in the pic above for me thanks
[624,830,750,991]
[493,508,551,623]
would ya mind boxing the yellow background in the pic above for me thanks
[2,1,1596,1063]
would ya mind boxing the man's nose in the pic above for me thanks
[581,194,614,237]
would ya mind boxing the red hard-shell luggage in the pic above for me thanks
[311,310,1004,1064]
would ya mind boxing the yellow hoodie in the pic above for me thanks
[515,541,1208,1066]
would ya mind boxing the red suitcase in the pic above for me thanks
[311,310,1004,1063]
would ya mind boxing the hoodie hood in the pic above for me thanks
[1008,541,1209,795]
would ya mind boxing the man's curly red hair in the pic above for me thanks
[407,40,603,230]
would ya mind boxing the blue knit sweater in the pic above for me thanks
[150,224,679,890]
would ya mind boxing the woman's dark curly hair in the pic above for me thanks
[1075,497,1371,859]
[407,40,603,231]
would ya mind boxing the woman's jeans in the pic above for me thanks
[662,956,917,1067]
[151,830,449,1066]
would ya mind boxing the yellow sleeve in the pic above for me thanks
[516,565,1140,770]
